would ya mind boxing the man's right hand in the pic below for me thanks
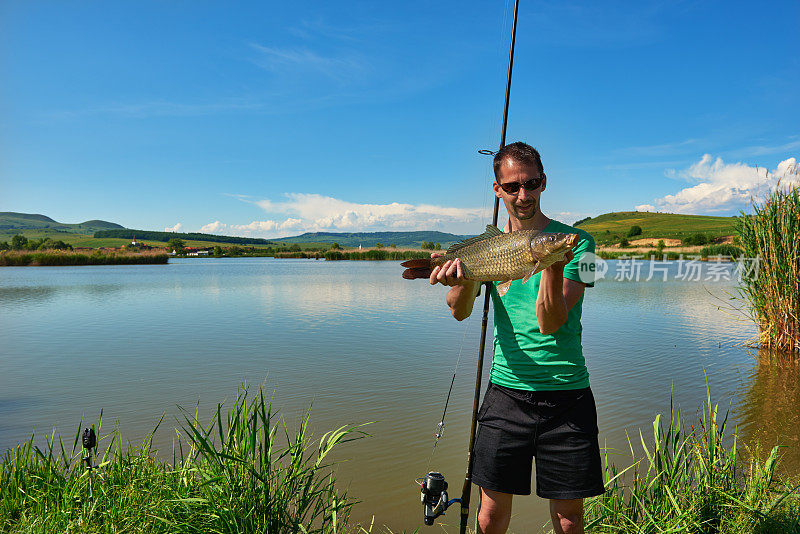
[429,254,468,287]
[429,254,480,320]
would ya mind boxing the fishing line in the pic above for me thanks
[424,312,474,473]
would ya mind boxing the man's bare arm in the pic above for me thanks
[430,256,480,321]
[536,251,585,334]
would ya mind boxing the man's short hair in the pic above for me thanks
[493,142,544,180]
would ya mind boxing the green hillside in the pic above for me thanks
[0,212,124,234]
[274,231,470,248]
[575,211,737,245]
[94,229,279,246]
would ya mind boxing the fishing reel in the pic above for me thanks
[417,471,461,526]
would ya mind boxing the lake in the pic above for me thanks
[2,257,798,532]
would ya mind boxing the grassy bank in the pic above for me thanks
[0,250,169,266]
[1,385,367,533]
[270,249,431,261]
[3,384,798,533]
[597,244,742,261]
[736,184,800,356]
[586,387,800,533]
[324,250,430,261]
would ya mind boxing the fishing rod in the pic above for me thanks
[458,0,520,531]
[415,0,521,531]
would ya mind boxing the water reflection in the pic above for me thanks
[737,351,800,473]
[1,258,798,532]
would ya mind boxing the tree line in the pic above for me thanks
[0,234,73,251]
[94,229,278,246]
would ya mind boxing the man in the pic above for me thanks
[430,142,603,534]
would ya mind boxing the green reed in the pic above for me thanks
[0,250,169,266]
[1,385,369,533]
[323,250,429,261]
[735,181,800,356]
[585,385,800,533]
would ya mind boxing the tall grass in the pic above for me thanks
[0,250,169,266]
[735,181,800,355]
[585,386,800,533]
[1,385,368,533]
[324,250,429,261]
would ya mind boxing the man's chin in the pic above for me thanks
[514,206,538,220]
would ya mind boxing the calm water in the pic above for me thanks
[2,258,798,532]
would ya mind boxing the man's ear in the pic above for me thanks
[540,174,547,192]
[492,180,503,198]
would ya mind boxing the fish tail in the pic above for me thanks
[401,258,432,279]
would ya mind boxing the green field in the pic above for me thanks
[0,229,287,250]
[576,211,737,245]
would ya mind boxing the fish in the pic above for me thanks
[401,225,579,296]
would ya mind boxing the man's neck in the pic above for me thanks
[507,211,550,232]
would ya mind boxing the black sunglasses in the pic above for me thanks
[497,176,544,194]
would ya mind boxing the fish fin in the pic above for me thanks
[401,258,431,269]
[496,280,512,297]
[403,267,432,279]
[484,224,504,237]
[522,265,539,284]
[446,225,504,254]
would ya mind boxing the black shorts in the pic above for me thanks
[472,382,605,499]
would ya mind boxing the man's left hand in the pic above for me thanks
[547,250,574,273]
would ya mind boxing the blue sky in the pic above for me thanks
[2,0,798,237]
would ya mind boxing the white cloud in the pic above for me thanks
[250,44,366,85]
[164,223,183,232]
[199,221,226,234]
[615,138,700,157]
[635,204,656,212]
[644,155,799,214]
[199,193,489,238]
[736,138,800,157]
[254,193,486,234]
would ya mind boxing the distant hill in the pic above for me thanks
[0,212,124,234]
[273,231,471,248]
[1,213,469,248]
[575,211,737,245]
[94,229,278,246]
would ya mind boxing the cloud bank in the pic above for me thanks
[200,193,489,238]
[164,223,183,232]
[640,155,798,214]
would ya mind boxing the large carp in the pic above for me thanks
[401,225,578,296]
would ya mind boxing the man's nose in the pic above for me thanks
[517,184,530,201]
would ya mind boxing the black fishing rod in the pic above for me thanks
[458,1,520,532]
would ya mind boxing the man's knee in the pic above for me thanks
[477,488,513,534]
[549,498,584,534]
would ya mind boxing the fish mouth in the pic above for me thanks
[566,233,578,247]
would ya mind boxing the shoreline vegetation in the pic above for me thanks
[586,387,800,533]
[2,385,798,533]
[0,250,168,267]
[736,184,800,356]
[1,385,369,534]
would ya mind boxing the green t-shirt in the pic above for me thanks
[490,219,595,391]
